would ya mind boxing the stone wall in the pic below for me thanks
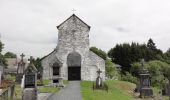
[42,14,105,81]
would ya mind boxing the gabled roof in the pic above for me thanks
[57,14,91,29]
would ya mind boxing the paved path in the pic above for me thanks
[38,93,52,100]
[48,81,82,100]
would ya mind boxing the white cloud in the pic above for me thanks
[0,0,170,57]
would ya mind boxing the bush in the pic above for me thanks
[131,60,170,88]
[121,72,137,84]
[105,59,120,80]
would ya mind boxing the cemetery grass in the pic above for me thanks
[81,80,170,100]
[81,80,135,100]
[38,86,60,93]
[38,80,68,93]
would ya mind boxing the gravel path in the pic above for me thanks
[48,81,82,100]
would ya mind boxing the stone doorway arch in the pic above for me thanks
[52,62,60,83]
[67,52,81,80]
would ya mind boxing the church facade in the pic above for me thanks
[41,14,105,81]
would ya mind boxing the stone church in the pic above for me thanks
[42,14,105,81]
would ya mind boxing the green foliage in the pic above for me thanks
[38,86,59,93]
[4,52,17,58]
[108,42,148,72]
[108,39,163,73]
[33,57,42,74]
[14,85,22,100]
[130,62,141,77]
[43,80,49,85]
[105,59,120,79]
[121,72,137,84]
[131,60,170,87]
[90,47,107,60]
[0,41,7,66]
[4,74,16,81]
[163,48,170,64]
[146,38,163,60]
[0,40,4,53]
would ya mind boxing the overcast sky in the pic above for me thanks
[0,0,170,58]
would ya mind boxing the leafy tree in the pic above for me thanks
[131,60,170,87]
[0,40,3,53]
[147,38,156,51]
[4,52,17,58]
[108,43,148,72]
[105,59,120,79]
[163,48,170,64]
[146,38,163,60]
[0,40,7,66]
[33,58,42,74]
[121,72,137,84]
[90,47,107,60]
[108,39,163,73]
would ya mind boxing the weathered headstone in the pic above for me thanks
[93,69,108,92]
[139,59,153,98]
[96,69,103,88]
[22,56,37,100]
[16,53,26,83]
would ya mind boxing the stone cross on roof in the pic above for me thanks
[72,9,76,14]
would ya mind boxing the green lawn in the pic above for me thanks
[81,80,170,100]
[81,80,135,100]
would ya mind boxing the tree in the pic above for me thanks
[105,59,120,79]
[0,40,7,66]
[131,60,170,87]
[146,38,163,60]
[0,40,3,53]
[108,43,148,72]
[33,58,42,74]
[163,48,170,64]
[147,38,156,50]
[90,47,107,60]
[4,52,17,58]
[108,39,163,73]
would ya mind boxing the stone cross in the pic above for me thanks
[72,9,76,14]
[97,69,102,77]
[28,56,34,64]
[20,53,25,61]
[141,59,145,68]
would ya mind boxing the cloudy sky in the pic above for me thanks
[0,0,170,58]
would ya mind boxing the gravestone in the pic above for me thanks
[162,79,170,96]
[0,61,4,79]
[96,69,103,88]
[139,59,153,98]
[93,69,108,92]
[16,53,25,83]
[22,56,37,100]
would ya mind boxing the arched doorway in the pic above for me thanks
[52,62,60,83]
[67,52,81,80]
